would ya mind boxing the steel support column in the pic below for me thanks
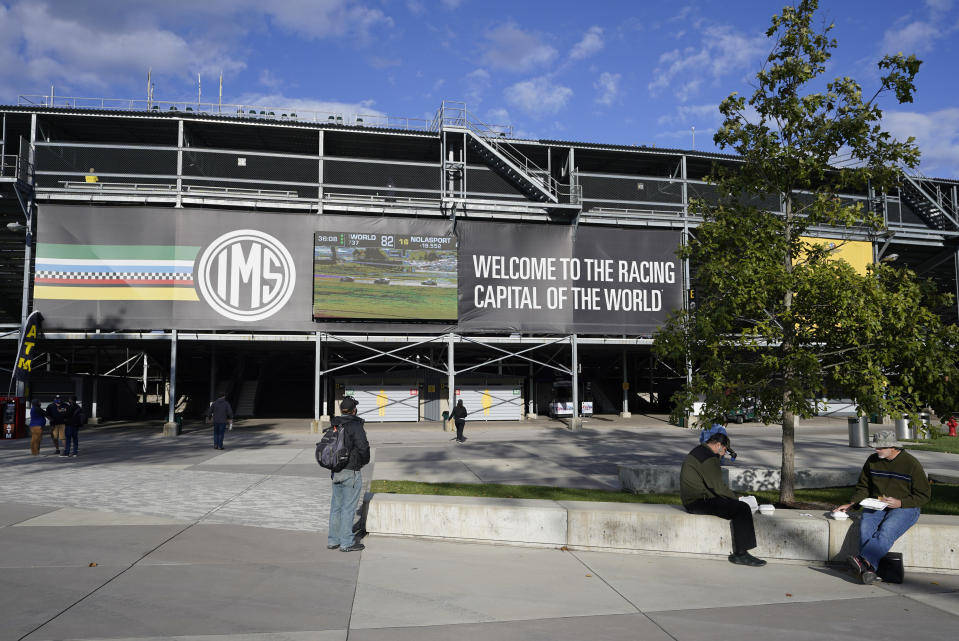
[446,333,455,432]
[570,334,580,430]
[163,329,178,435]
[90,347,99,424]
[621,349,631,417]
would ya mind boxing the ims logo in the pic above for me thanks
[196,230,296,322]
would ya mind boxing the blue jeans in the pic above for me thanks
[64,425,79,455]
[213,423,227,448]
[328,469,363,548]
[859,507,920,569]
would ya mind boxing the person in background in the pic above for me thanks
[45,396,65,455]
[28,399,46,456]
[207,393,234,450]
[452,399,469,443]
[834,430,930,584]
[63,396,85,458]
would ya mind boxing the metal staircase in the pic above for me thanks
[899,173,959,231]
[431,101,579,207]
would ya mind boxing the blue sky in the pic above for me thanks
[2,0,958,177]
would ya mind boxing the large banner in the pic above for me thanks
[457,222,683,334]
[35,205,314,331]
[36,206,682,334]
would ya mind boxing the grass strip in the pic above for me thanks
[902,438,959,455]
[371,480,959,516]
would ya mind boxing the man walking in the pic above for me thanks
[46,396,65,456]
[327,396,370,553]
[835,430,930,584]
[452,398,468,443]
[207,394,233,450]
[62,396,85,457]
[680,432,766,567]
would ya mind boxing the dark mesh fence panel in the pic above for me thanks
[579,176,683,204]
[465,167,525,197]
[35,145,176,176]
[324,160,440,191]
[184,150,318,183]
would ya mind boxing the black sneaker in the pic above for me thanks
[326,544,340,550]
[340,543,365,553]
[729,552,767,567]
[861,569,878,585]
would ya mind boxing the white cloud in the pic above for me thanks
[482,23,558,72]
[504,76,572,117]
[570,26,604,61]
[406,0,425,14]
[884,108,959,179]
[656,103,718,126]
[594,72,620,105]
[234,93,387,121]
[260,1,393,41]
[926,0,953,12]
[464,68,491,104]
[648,23,767,101]
[1,1,244,96]
[881,20,947,55]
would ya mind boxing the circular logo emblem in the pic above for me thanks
[196,229,296,322]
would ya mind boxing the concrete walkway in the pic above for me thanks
[1,416,957,640]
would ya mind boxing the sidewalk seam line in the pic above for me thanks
[568,550,681,641]
[15,473,271,641]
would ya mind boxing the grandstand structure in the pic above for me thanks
[1,97,957,428]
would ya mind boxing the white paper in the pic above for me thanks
[739,495,759,513]
[859,498,887,510]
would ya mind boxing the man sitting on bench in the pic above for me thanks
[681,432,766,567]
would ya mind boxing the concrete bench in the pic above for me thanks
[618,464,860,494]
[367,494,959,572]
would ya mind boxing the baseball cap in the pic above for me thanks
[340,396,358,412]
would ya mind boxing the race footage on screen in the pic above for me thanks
[312,230,457,320]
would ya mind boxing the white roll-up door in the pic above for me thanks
[457,385,523,421]
[349,386,420,422]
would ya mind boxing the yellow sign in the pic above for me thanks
[799,237,872,275]
[482,389,492,416]
[377,390,387,416]
[622,381,630,391]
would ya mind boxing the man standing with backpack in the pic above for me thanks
[326,396,370,552]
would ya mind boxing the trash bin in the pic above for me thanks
[174,413,183,429]
[894,417,914,441]
[848,416,869,447]
[911,412,930,438]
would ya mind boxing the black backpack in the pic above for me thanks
[316,423,351,472]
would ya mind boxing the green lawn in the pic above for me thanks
[313,279,456,319]
[902,437,959,455]
[371,480,959,516]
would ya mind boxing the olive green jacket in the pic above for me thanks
[848,450,930,509]
[680,444,737,504]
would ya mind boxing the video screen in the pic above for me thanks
[313,230,457,320]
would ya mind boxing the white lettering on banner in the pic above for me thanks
[196,229,296,322]
[471,255,557,281]
[617,260,675,284]
[474,285,542,309]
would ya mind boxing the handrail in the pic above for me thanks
[900,169,959,229]
[432,101,567,201]
[17,95,431,131]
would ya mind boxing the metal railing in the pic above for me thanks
[17,95,431,131]
[432,101,573,203]
[0,153,31,184]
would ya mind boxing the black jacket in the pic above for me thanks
[452,404,468,420]
[208,397,234,423]
[46,402,64,424]
[333,413,370,471]
[64,402,85,428]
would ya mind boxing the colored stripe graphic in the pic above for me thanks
[34,286,200,301]
[34,243,200,301]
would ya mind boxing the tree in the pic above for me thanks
[653,0,959,503]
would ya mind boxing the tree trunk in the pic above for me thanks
[780,410,796,504]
